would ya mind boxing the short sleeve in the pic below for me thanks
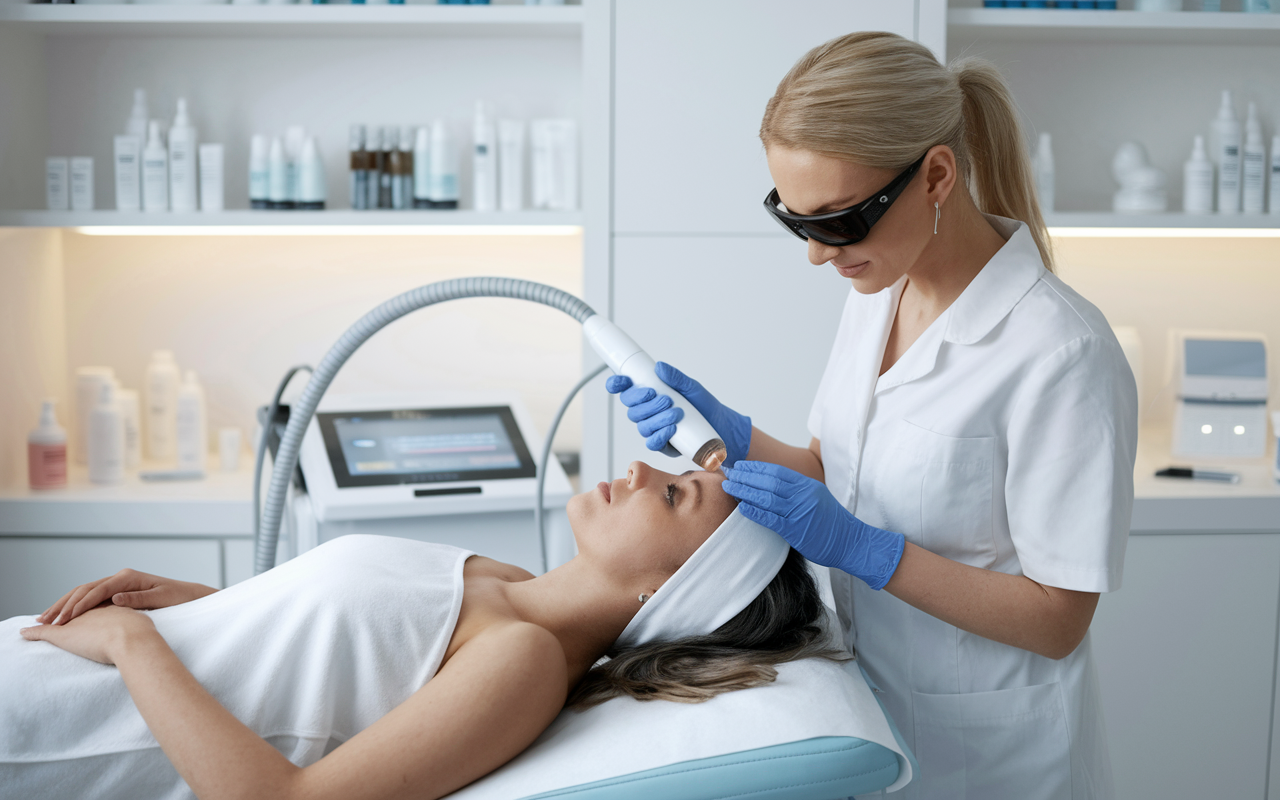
[1005,334,1139,593]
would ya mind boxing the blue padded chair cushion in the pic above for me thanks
[517,735,899,800]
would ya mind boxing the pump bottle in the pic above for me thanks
[89,382,125,485]
[1211,90,1242,213]
[142,120,169,212]
[176,371,208,473]
[28,400,67,491]
[125,88,148,141]
[168,98,198,213]
[1242,102,1266,214]
[1183,135,1214,214]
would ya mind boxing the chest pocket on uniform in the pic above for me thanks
[880,419,997,569]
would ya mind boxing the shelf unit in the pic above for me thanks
[1045,211,1280,235]
[948,8,1280,45]
[0,3,584,37]
[0,209,585,234]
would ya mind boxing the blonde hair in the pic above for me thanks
[759,31,1053,270]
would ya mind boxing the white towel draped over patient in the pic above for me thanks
[0,535,472,799]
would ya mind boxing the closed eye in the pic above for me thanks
[665,483,678,507]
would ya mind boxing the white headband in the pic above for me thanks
[614,506,792,650]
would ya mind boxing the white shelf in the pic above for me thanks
[0,3,583,37]
[0,209,585,234]
[948,8,1280,44]
[1046,212,1280,236]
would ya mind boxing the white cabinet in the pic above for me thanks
[0,537,224,620]
[1090,532,1280,800]
[611,0,924,235]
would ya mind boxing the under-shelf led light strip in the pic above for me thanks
[73,224,583,237]
[1048,226,1280,239]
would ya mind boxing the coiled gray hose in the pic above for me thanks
[255,277,597,576]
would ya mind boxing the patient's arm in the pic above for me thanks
[112,618,567,800]
[40,569,218,625]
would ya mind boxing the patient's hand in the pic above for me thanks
[37,569,218,626]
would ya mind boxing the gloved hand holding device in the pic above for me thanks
[606,362,753,468]
[722,460,905,591]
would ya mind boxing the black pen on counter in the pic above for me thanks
[1155,467,1241,484]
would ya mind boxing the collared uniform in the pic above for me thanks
[808,216,1138,800]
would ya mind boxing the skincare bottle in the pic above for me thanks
[531,119,578,211]
[1183,135,1214,214]
[142,120,169,212]
[1244,0,1270,10]
[175,371,208,473]
[429,120,459,209]
[168,98,198,213]
[349,124,369,210]
[70,157,94,211]
[145,350,181,461]
[198,144,224,212]
[498,119,525,211]
[1270,136,1280,215]
[88,381,125,485]
[399,125,415,210]
[75,367,115,465]
[367,126,384,211]
[113,136,142,211]
[28,400,67,491]
[413,126,432,209]
[297,136,326,210]
[249,135,270,210]
[388,127,407,210]
[1211,90,1241,213]
[118,387,141,469]
[1242,102,1266,214]
[267,136,290,210]
[473,101,497,212]
[46,158,69,211]
[379,127,396,209]
[125,88,148,142]
[284,126,306,208]
[1033,132,1054,214]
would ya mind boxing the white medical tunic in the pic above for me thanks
[808,216,1138,800]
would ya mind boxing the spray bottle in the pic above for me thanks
[1242,102,1265,214]
[1211,90,1242,213]
[168,98,198,213]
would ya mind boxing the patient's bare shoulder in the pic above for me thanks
[464,554,536,582]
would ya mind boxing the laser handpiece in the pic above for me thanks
[583,315,728,472]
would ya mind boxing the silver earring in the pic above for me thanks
[933,202,940,235]
[638,594,649,604]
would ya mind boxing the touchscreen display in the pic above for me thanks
[1185,339,1266,379]
[318,406,536,488]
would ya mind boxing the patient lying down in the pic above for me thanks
[3,461,839,800]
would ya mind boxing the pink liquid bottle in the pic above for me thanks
[28,399,67,490]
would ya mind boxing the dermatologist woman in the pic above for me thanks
[607,32,1138,800]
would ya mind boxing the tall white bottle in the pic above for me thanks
[429,120,459,209]
[1033,132,1055,214]
[1210,90,1241,213]
[1182,135,1215,214]
[146,350,181,461]
[1241,102,1266,214]
[125,88,148,141]
[175,370,208,473]
[1270,136,1280,215]
[473,101,497,212]
[88,381,125,485]
[413,126,431,208]
[142,120,169,212]
[168,98,198,213]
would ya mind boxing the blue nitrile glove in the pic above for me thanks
[604,362,753,467]
[722,461,905,591]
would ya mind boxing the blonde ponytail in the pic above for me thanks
[760,32,1054,271]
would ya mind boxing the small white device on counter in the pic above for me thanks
[295,391,573,575]
[1171,331,1268,459]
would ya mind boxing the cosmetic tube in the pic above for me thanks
[429,120,458,209]
[249,135,270,210]
[113,136,141,211]
[268,136,290,210]
[413,126,431,209]
[198,144,224,211]
[88,381,125,485]
[349,124,368,210]
[531,119,578,211]
[473,101,497,212]
[498,120,525,211]
[168,98,198,213]
[28,400,67,491]
[1183,136,1214,214]
[70,157,94,211]
[142,120,169,212]
[46,158,69,211]
[297,136,326,210]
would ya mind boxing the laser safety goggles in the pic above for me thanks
[763,153,926,247]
